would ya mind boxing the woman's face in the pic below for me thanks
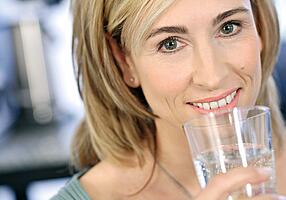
[126,0,262,127]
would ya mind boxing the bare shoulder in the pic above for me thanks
[276,144,286,195]
[79,160,152,200]
[80,161,120,200]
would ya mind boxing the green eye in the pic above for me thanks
[219,21,241,37]
[221,23,235,35]
[157,36,186,54]
[163,38,178,50]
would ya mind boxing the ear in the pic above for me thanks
[106,33,140,88]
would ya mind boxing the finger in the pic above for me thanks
[195,167,272,200]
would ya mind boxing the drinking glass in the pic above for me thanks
[183,106,276,199]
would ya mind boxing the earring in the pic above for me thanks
[130,77,135,82]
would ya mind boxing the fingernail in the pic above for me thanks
[256,167,272,176]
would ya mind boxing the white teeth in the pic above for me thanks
[231,91,236,98]
[226,94,232,104]
[218,99,227,107]
[203,103,210,110]
[192,90,238,110]
[210,101,218,109]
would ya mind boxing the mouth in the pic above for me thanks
[187,88,241,113]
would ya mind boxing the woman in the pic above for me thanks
[52,0,286,199]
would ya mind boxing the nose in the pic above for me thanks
[192,41,229,90]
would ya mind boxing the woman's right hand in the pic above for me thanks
[194,167,285,200]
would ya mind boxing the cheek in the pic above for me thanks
[241,43,261,85]
[230,38,262,102]
[136,60,188,114]
[226,36,261,77]
[139,67,185,99]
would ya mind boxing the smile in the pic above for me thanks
[187,88,241,112]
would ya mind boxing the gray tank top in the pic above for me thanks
[50,171,91,200]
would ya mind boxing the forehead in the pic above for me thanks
[150,0,252,28]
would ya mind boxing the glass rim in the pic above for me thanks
[183,105,270,129]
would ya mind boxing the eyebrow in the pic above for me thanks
[147,26,188,39]
[212,6,250,26]
[147,6,250,40]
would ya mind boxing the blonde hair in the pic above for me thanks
[251,0,286,150]
[71,0,285,169]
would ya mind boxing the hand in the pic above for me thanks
[193,167,285,200]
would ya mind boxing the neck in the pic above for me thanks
[155,118,200,193]
[155,118,192,164]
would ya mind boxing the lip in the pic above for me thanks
[189,88,239,103]
[187,88,241,114]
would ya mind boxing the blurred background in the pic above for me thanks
[0,0,285,200]
[0,0,83,199]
